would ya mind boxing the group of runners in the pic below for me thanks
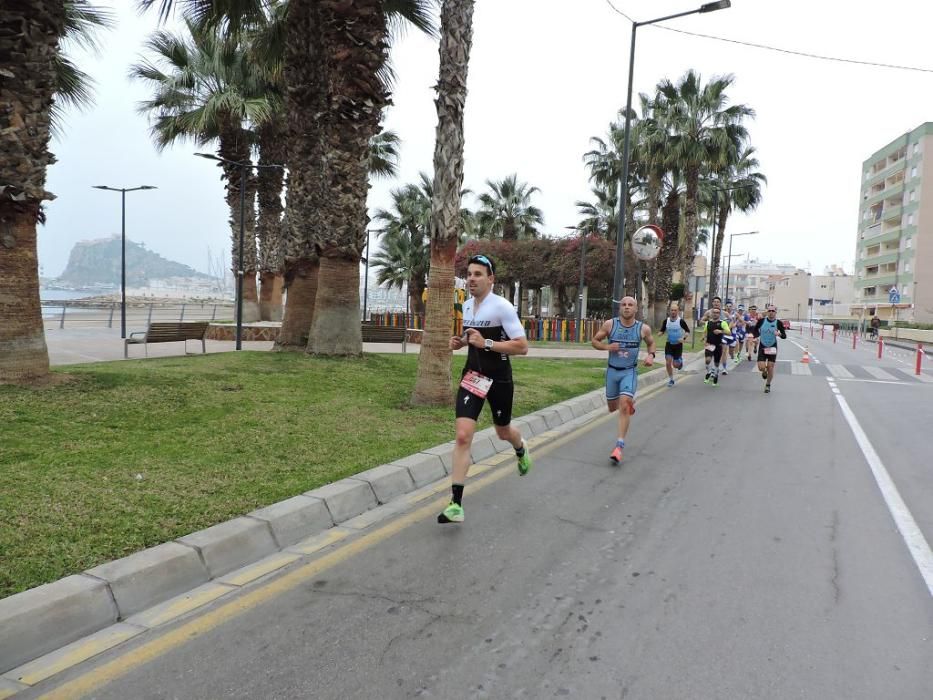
[439,253,788,524]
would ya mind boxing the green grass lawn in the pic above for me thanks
[0,351,613,598]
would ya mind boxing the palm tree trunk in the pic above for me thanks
[709,204,729,301]
[0,208,49,383]
[307,255,361,355]
[275,259,318,350]
[412,0,475,406]
[682,166,700,286]
[280,2,324,346]
[260,271,284,321]
[0,4,65,383]
[257,116,287,321]
[307,0,389,355]
[218,126,260,323]
[650,190,681,327]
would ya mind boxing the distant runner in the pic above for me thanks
[659,302,690,387]
[755,304,787,394]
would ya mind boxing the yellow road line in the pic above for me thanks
[36,395,658,699]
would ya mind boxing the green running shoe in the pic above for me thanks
[517,440,532,476]
[437,501,464,524]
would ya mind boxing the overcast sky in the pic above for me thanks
[41,0,933,278]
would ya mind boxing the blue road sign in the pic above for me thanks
[889,287,900,304]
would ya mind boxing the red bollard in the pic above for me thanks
[833,329,837,344]
[917,343,924,376]
[852,331,857,350]
[821,326,825,340]
[878,337,883,359]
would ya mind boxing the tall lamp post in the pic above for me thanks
[724,230,758,305]
[565,225,588,341]
[195,153,284,350]
[611,0,731,317]
[362,230,371,322]
[92,185,157,339]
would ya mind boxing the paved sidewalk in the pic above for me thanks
[44,326,612,366]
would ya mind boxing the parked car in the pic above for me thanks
[781,319,792,330]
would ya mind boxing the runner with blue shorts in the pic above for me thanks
[592,296,656,464]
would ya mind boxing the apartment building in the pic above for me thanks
[769,271,854,321]
[853,122,933,324]
[725,260,797,309]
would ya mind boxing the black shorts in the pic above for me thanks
[455,377,514,426]
[757,345,778,363]
[664,342,684,360]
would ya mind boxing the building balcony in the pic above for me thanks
[882,205,903,223]
[856,251,899,268]
[859,227,901,246]
[855,272,897,288]
[864,158,906,188]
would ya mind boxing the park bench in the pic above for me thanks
[360,323,406,343]
[124,321,210,358]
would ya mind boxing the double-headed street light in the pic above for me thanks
[611,0,731,317]
[195,153,284,350]
[92,185,158,339]
[724,230,759,306]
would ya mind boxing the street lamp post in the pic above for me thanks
[724,230,759,305]
[92,185,157,339]
[611,0,731,317]
[362,230,371,322]
[195,153,284,350]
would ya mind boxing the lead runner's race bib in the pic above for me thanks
[764,346,777,355]
[460,370,493,398]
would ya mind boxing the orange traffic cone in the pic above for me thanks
[801,347,811,364]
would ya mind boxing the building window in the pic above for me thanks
[907,238,912,248]
[905,263,911,273]
[910,189,917,201]
[914,142,921,155]
[911,165,918,178]
[908,213,914,225]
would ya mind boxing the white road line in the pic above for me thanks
[829,378,933,597]
[833,378,917,386]
[863,366,898,381]
[826,364,854,379]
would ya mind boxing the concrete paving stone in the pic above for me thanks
[0,574,117,675]
[340,500,411,531]
[249,495,334,548]
[3,622,144,687]
[126,582,235,630]
[555,404,575,424]
[85,541,210,619]
[469,434,496,462]
[177,517,278,580]
[520,414,548,436]
[535,407,563,430]
[350,464,415,504]
[390,453,447,488]
[0,678,27,699]
[566,398,592,418]
[306,478,377,523]
[421,442,456,473]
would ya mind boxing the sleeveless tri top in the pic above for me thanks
[607,319,643,370]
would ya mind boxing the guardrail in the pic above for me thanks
[42,301,235,330]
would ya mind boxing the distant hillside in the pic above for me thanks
[56,236,211,287]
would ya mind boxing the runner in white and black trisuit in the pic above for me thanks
[441,254,533,524]
[702,307,730,386]
[755,304,787,394]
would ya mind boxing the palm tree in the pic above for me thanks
[706,146,766,301]
[372,176,433,315]
[576,185,619,239]
[0,1,112,384]
[411,0,475,406]
[131,19,273,322]
[653,70,753,283]
[475,175,544,241]
[139,0,436,356]
[369,129,401,179]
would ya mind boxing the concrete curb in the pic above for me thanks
[0,359,692,687]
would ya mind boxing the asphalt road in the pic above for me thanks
[29,331,933,700]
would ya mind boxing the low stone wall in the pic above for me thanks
[207,324,280,342]
[879,328,933,344]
